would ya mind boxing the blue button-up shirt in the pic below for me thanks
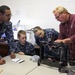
[0,22,15,53]
[35,28,59,57]
[15,41,35,56]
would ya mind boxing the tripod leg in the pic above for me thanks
[37,44,44,66]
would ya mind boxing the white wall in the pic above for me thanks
[0,0,75,44]
[0,0,75,31]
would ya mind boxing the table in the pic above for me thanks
[0,54,67,75]
[27,64,66,75]
[0,54,37,75]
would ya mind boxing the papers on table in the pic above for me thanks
[12,58,25,63]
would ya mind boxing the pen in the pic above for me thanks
[16,59,21,62]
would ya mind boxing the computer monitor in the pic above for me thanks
[1,33,6,38]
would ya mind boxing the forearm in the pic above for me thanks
[55,38,72,44]
[63,38,72,44]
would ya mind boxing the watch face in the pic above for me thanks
[67,70,74,75]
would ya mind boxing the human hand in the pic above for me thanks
[55,38,72,44]
[10,52,16,59]
[0,58,6,65]
[18,52,24,55]
[54,39,63,43]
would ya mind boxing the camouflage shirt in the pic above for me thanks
[0,22,15,53]
[15,41,35,56]
[34,28,59,57]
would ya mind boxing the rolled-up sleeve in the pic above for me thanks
[70,35,75,43]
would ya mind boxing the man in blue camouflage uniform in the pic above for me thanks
[15,30,35,56]
[33,26,59,60]
[0,5,16,65]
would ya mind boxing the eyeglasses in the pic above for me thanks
[55,12,63,19]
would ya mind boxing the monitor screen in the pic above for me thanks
[1,33,6,38]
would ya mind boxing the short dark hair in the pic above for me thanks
[18,30,26,37]
[0,5,10,14]
[33,26,42,33]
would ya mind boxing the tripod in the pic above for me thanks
[37,41,75,75]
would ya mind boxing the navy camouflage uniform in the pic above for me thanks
[0,22,16,54]
[35,28,59,58]
[15,41,35,56]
